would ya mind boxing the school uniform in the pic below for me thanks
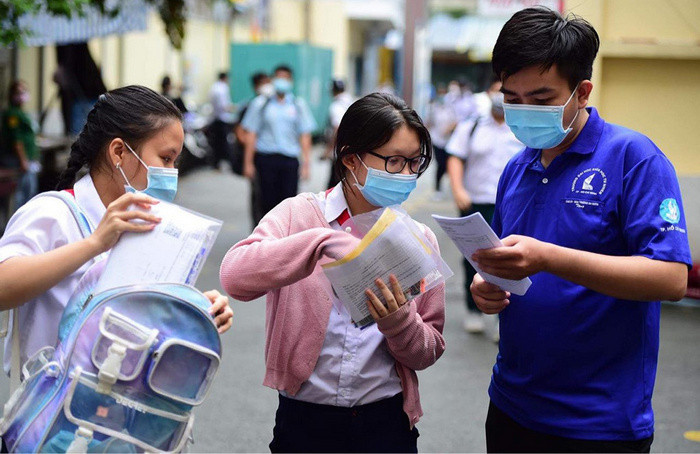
[241,94,316,218]
[220,183,446,453]
[487,107,692,451]
[0,174,104,373]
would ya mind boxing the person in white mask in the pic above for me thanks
[0,86,234,391]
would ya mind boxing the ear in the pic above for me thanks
[340,151,359,173]
[107,138,127,168]
[576,80,593,109]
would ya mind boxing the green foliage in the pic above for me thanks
[0,0,220,50]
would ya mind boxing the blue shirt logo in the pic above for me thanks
[659,198,680,224]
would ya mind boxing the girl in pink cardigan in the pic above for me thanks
[220,93,446,453]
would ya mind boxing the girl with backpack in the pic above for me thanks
[0,85,234,384]
[220,92,446,453]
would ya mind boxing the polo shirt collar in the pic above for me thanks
[74,173,107,231]
[515,107,605,164]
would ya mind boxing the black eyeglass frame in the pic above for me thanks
[364,151,428,175]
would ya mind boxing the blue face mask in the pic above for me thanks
[350,156,417,207]
[272,77,293,95]
[117,142,179,202]
[503,85,580,149]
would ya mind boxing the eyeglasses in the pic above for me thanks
[365,151,428,174]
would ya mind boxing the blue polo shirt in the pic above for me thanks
[489,107,692,441]
[241,94,316,158]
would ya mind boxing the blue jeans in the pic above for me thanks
[14,170,38,210]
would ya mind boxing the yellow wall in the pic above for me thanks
[603,0,700,44]
[309,0,347,78]
[598,58,700,174]
[268,0,349,79]
[270,0,306,42]
[565,0,700,176]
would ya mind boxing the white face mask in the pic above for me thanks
[258,83,274,97]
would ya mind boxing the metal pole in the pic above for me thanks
[38,46,44,121]
[402,0,427,106]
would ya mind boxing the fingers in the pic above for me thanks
[473,246,519,263]
[119,210,162,225]
[375,278,399,313]
[365,288,388,319]
[471,275,510,314]
[217,315,233,334]
[109,192,159,211]
[215,306,234,333]
[388,275,406,305]
[204,291,234,333]
[474,296,509,314]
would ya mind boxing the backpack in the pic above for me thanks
[0,193,222,453]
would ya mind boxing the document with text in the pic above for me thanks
[432,212,531,295]
[94,201,222,294]
[323,208,442,328]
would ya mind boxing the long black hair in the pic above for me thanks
[56,85,182,190]
[332,92,432,184]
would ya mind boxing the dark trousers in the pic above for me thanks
[434,145,448,191]
[250,176,264,229]
[255,153,299,219]
[210,119,230,168]
[270,393,419,453]
[461,203,496,312]
[486,401,653,453]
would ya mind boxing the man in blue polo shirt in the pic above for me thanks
[470,7,692,453]
[241,64,316,220]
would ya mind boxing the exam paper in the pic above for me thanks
[432,213,531,296]
[323,209,440,328]
[93,201,222,294]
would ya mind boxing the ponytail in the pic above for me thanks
[56,140,89,190]
[55,85,182,190]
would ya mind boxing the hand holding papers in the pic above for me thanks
[323,208,452,328]
[94,201,222,293]
[432,212,531,296]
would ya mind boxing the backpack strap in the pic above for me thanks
[6,190,99,392]
[463,117,481,169]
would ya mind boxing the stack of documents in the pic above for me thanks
[323,208,446,328]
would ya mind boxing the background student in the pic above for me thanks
[240,64,316,220]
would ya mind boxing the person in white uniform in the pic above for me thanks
[0,85,234,380]
[446,87,523,337]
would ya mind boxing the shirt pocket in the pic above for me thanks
[557,198,605,252]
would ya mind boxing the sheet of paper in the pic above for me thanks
[323,209,437,327]
[432,212,531,296]
[93,201,222,294]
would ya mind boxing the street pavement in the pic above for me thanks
[1,150,699,452]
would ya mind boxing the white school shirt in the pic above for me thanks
[0,174,106,374]
[445,114,524,205]
[427,100,457,149]
[209,80,233,122]
[281,183,402,407]
[329,92,354,129]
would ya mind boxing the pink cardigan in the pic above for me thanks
[219,193,446,426]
